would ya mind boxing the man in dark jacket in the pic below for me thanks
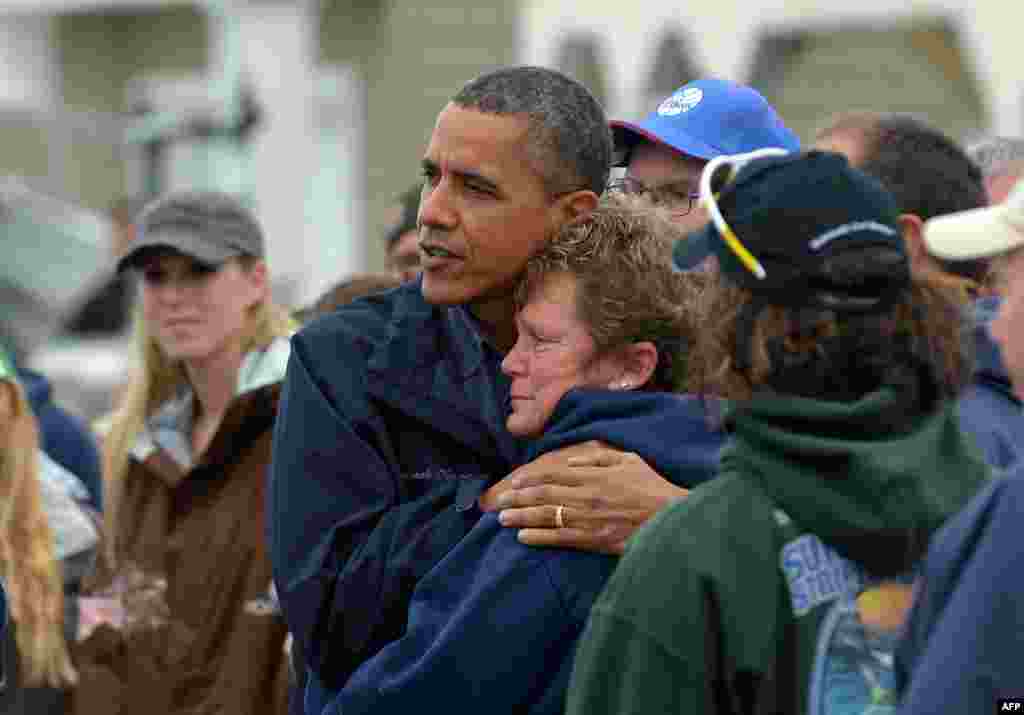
[269,66,682,706]
[815,112,1024,471]
[894,175,1024,712]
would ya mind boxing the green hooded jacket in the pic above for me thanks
[566,385,989,715]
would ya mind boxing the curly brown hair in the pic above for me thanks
[685,261,972,403]
[515,193,697,392]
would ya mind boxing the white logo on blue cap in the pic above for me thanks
[658,87,704,116]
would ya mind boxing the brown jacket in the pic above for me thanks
[72,350,290,715]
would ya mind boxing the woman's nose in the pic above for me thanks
[501,344,525,377]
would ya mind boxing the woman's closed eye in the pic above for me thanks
[527,331,564,350]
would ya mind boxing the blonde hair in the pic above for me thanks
[0,379,78,687]
[101,257,295,568]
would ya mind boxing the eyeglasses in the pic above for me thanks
[606,176,701,215]
[699,147,791,280]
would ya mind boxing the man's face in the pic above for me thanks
[388,229,421,283]
[417,103,561,310]
[986,171,1023,205]
[989,249,1024,397]
[624,141,707,235]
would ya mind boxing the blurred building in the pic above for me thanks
[522,0,1013,146]
[0,0,1018,310]
[0,0,517,310]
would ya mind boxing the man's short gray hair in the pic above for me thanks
[452,65,612,197]
[967,136,1024,179]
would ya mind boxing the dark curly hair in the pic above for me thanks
[686,258,972,408]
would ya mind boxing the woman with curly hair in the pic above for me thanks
[305,193,723,715]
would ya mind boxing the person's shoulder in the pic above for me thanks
[299,282,419,341]
[626,474,773,568]
[292,282,433,366]
[924,467,1022,571]
[959,466,1024,531]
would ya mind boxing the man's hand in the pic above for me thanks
[479,440,688,555]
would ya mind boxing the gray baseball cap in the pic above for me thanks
[117,190,265,273]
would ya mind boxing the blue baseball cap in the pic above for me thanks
[611,79,801,166]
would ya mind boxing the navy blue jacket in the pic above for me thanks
[306,388,723,715]
[958,297,1024,471]
[895,466,1024,711]
[268,281,524,692]
[19,368,103,512]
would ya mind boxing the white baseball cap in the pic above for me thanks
[924,177,1024,260]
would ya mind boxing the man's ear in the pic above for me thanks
[899,213,931,274]
[613,341,659,390]
[555,190,599,225]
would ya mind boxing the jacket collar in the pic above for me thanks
[366,286,487,381]
[365,286,517,465]
[130,337,291,480]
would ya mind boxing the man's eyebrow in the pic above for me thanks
[419,158,500,192]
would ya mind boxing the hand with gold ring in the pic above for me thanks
[479,440,689,555]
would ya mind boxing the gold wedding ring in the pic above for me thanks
[555,505,567,529]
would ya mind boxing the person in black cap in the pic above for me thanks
[567,150,989,715]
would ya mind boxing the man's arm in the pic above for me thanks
[269,335,462,691]
[479,441,688,554]
[896,475,1024,711]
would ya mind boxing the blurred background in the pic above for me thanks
[0,0,1018,420]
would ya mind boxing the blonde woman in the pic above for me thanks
[71,192,295,715]
[0,349,80,715]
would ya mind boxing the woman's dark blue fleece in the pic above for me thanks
[308,388,723,715]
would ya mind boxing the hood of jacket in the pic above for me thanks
[526,388,725,489]
[724,380,989,577]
